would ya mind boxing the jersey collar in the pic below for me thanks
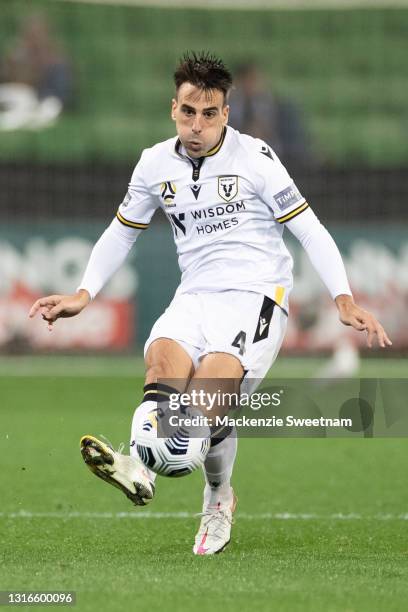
[175,126,227,160]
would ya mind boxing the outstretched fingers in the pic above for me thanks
[356,311,392,348]
[344,306,392,348]
[29,296,61,319]
[366,320,392,349]
[29,296,67,332]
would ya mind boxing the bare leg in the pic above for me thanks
[145,337,195,388]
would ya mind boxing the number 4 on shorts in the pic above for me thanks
[232,331,246,356]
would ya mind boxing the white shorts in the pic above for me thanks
[144,290,287,384]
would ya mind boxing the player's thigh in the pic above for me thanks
[199,291,287,391]
[187,352,243,417]
[145,338,194,385]
[144,293,204,386]
[193,351,243,379]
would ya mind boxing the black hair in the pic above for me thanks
[174,51,233,102]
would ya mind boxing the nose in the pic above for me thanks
[192,114,202,134]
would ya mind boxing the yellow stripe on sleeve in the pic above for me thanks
[276,202,309,224]
[116,211,149,230]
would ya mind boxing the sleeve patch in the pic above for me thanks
[121,191,131,208]
[273,182,303,211]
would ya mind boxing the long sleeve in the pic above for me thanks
[286,207,352,299]
[77,218,141,299]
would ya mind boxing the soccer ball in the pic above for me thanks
[132,405,210,478]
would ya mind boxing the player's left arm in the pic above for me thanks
[250,139,391,348]
[285,206,392,349]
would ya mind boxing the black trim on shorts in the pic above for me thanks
[253,296,276,343]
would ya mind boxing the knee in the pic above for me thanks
[144,339,194,384]
[145,354,181,384]
[145,361,170,384]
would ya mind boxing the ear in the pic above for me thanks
[171,98,177,121]
[222,104,230,125]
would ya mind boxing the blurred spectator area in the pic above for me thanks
[0,2,407,222]
[0,3,406,164]
[228,61,313,167]
[0,13,73,130]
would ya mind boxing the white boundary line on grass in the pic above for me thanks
[1,510,407,520]
[58,0,408,11]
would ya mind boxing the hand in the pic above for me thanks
[29,289,91,331]
[335,294,392,349]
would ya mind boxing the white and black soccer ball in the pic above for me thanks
[132,405,210,478]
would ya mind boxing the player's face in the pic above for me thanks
[171,83,229,158]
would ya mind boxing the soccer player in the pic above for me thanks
[29,52,391,555]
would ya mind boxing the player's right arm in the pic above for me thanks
[28,218,140,328]
[29,150,158,328]
[29,289,92,330]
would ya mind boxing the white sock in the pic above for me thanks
[202,433,237,508]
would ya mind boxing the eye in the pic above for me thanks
[183,108,194,116]
[204,111,216,119]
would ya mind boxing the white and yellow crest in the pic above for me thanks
[160,181,177,207]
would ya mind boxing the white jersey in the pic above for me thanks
[116,126,309,311]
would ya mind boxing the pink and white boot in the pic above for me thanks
[193,486,237,555]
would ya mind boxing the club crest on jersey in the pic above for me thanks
[218,175,238,202]
[160,181,177,207]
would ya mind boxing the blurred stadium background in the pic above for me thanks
[1,4,408,609]
[0,0,407,372]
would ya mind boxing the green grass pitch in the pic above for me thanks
[1,357,407,611]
